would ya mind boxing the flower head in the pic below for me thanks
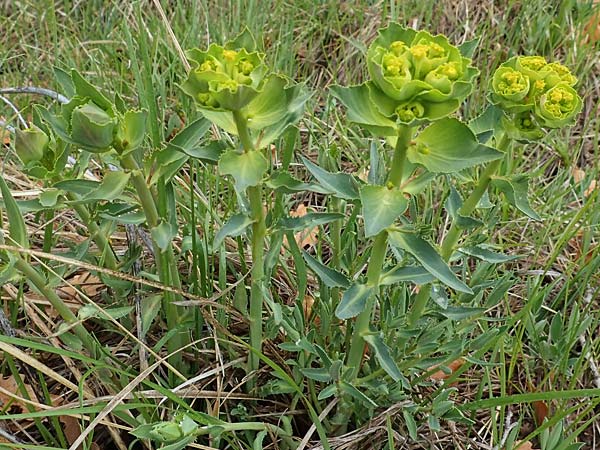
[490,56,582,131]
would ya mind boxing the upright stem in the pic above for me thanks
[71,201,118,270]
[345,126,411,375]
[120,153,185,370]
[232,110,266,380]
[407,135,511,325]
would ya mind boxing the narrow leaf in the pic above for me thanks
[492,175,541,220]
[301,156,359,200]
[302,250,350,288]
[0,175,28,248]
[459,245,520,263]
[213,214,254,250]
[363,333,403,382]
[388,231,472,293]
[335,282,374,319]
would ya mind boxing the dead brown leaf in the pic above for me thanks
[533,400,549,426]
[514,441,536,450]
[571,167,585,183]
[581,0,600,44]
[60,416,100,450]
[56,272,103,301]
[429,358,465,381]
[283,203,319,250]
[0,375,39,413]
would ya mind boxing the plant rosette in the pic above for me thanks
[331,23,479,134]
[490,56,582,140]
[182,29,307,150]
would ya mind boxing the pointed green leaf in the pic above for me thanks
[388,230,472,293]
[363,333,402,382]
[54,67,75,98]
[301,156,359,200]
[379,265,436,285]
[266,171,330,194]
[445,186,483,229]
[458,36,480,59]
[360,185,409,237]
[218,149,269,192]
[166,117,211,153]
[300,368,332,382]
[278,212,344,231]
[469,105,504,144]
[302,250,350,288]
[72,171,131,204]
[459,245,520,263]
[39,189,62,207]
[339,381,378,407]
[335,282,374,319]
[0,175,28,248]
[70,69,114,111]
[213,214,254,250]
[330,84,397,136]
[175,140,227,163]
[409,118,503,173]
[491,175,541,220]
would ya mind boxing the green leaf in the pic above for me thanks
[302,250,350,288]
[335,282,374,319]
[266,171,330,194]
[278,212,344,231]
[360,185,409,237]
[491,175,541,220]
[70,101,116,151]
[388,230,472,293]
[469,105,504,144]
[403,409,419,441]
[213,214,254,250]
[379,265,435,285]
[0,175,28,248]
[150,150,189,184]
[317,384,337,401]
[151,222,178,252]
[459,245,520,263]
[39,189,62,207]
[53,179,99,196]
[165,117,211,156]
[339,381,378,407]
[15,125,49,164]
[218,149,268,192]
[71,171,131,204]
[445,186,483,229]
[54,67,75,98]
[301,156,359,200]
[440,306,485,320]
[458,36,480,59]
[300,368,332,382]
[70,69,114,111]
[409,118,503,173]
[330,84,397,136]
[176,140,227,163]
[363,333,403,382]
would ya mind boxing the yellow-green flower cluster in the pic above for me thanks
[182,44,268,111]
[365,24,478,124]
[491,56,582,132]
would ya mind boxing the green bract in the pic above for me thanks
[490,56,582,133]
[332,23,478,131]
[15,125,49,164]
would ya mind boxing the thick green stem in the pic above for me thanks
[345,126,411,375]
[407,135,511,325]
[14,257,96,355]
[120,153,184,370]
[232,110,266,379]
[71,201,118,270]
